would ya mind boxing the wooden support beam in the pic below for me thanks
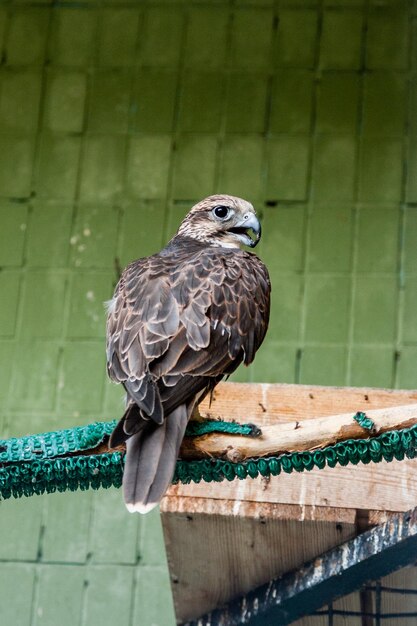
[181,507,417,626]
[164,383,417,516]
[161,383,417,623]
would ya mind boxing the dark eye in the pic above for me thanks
[213,205,230,219]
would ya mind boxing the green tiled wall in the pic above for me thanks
[0,1,416,624]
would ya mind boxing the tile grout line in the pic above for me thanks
[345,0,370,387]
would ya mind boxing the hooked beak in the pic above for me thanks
[229,213,262,248]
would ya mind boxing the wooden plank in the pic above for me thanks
[165,457,417,515]
[161,496,358,523]
[164,383,417,515]
[181,403,417,460]
[181,508,417,626]
[162,511,356,623]
[161,383,417,624]
[162,497,396,526]
[197,382,417,425]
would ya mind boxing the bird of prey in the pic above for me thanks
[106,194,270,513]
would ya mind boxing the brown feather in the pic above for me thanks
[106,194,271,512]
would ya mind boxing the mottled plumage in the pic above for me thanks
[106,195,270,513]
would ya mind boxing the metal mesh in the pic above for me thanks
[300,568,417,625]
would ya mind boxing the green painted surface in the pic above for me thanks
[89,490,139,565]
[34,565,86,626]
[0,564,35,625]
[0,498,43,561]
[42,492,92,563]
[0,1,416,624]
[83,566,134,625]
[0,203,27,266]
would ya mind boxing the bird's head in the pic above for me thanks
[176,195,262,249]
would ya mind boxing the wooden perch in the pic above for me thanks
[160,384,417,624]
[178,404,417,462]
[90,383,417,462]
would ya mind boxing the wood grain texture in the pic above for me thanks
[197,382,417,425]
[162,512,356,622]
[161,383,417,624]
[180,403,417,461]
[165,383,417,514]
[166,457,417,514]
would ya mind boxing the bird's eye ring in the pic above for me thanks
[213,205,230,219]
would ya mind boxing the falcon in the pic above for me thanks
[106,194,270,513]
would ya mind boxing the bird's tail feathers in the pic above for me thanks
[123,404,190,514]
[109,403,149,448]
